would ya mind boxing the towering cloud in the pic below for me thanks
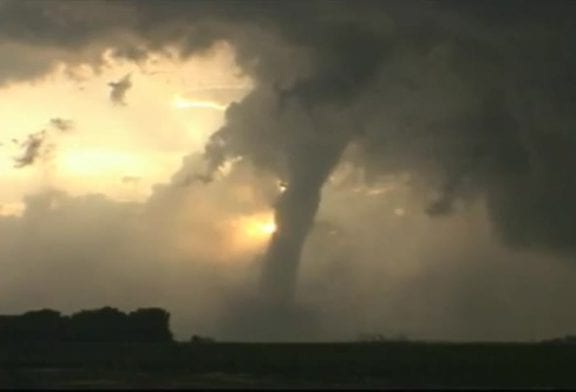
[193,1,576,304]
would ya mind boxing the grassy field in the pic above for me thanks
[1,341,576,389]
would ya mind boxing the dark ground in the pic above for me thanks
[1,341,576,389]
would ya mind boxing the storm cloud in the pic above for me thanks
[2,0,576,341]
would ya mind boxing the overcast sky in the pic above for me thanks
[1,0,576,342]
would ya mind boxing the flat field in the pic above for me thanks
[1,341,575,389]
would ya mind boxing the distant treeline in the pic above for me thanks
[0,307,173,343]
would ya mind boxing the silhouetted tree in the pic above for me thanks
[0,309,65,342]
[0,316,17,342]
[128,308,173,342]
[67,307,129,342]
[19,309,65,341]
[0,307,174,343]
[189,334,215,344]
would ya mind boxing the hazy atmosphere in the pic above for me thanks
[2,0,576,343]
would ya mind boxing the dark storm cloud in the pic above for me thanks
[0,0,139,84]
[108,73,132,105]
[190,1,576,302]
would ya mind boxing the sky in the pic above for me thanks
[2,0,576,342]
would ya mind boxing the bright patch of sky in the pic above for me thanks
[0,41,252,212]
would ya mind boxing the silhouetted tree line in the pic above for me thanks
[0,307,173,343]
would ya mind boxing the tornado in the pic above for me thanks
[260,136,349,306]
[253,21,387,307]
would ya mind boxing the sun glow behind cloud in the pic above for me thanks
[243,214,277,238]
[0,42,252,207]
[226,211,277,256]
